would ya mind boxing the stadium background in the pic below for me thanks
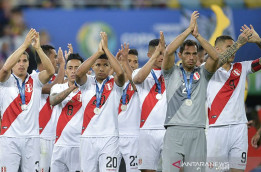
[0,0,260,171]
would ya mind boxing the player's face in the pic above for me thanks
[48,49,58,73]
[179,45,197,70]
[127,54,139,70]
[65,59,82,83]
[12,54,29,77]
[148,47,164,69]
[92,59,111,82]
[216,39,235,63]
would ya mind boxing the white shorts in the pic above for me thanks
[207,124,248,171]
[118,136,139,172]
[0,137,40,172]
[138,129,165,170]
[80,136,120,172]
[40,138,55,172]
[51,146,80,172]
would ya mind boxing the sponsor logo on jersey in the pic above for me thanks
[1,167,6,172]
[172,160,182,168]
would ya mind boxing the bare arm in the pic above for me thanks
[133,31,165,84]
[163,11,199,71]
[76,41,104,86]
[251,127,261,148]
[33,33,55,84]
[0,29,36,82]
[49,84,77,106]
[101,32,125,87]
[42,47,65,94]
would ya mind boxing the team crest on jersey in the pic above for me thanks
[77,94,82,102]
[25,83,33,92]
[193,72,200,80]
[105,82,113,90]
[232,69,241,77]
[1,166,6,172]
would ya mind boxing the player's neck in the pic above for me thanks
[183,66,194,72]
[222,63,231,71]
[152,65,161,70]
[13,73,27,82]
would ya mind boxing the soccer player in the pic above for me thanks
[206,24,261,172]
[49,53,84,171]
[132,34,167,172]
[35,45,65,172]
[0,29,55,171]
[161,11,252,172]
[116,44,140,172]
[76,32,124,172]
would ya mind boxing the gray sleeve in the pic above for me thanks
[202,64,214,81]
[162,65,175,80]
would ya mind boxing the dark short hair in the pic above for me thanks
[98,54,108,60]
[35,45,55,65]
[148,39,159,52]
[67,53,84,63]
[214,35,234,46]
[22,51,29,60]
[128,49,138,56]
[179,40,198,54]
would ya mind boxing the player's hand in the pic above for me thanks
[189,11,199,32]
[97,40,104,55]
[192,22,199,38]
[24,29,36,47]
[240,24,261,44]
[251,132,261,148]
[100,32,108,49]
[64,43,73,61]
[237,26,253,46]
[155,31,165,54]
[119,43,129,62]
[57,47,65,65]
[31,32,41,50]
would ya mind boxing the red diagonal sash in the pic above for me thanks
[82,78,114,134]
[55,91,82,143]
[140,75,165,128]
[1,76,34,135]
[118,84,135,114]
[39,97,53,134]
[208,63,242,125]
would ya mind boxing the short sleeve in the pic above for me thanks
[79,74,94,90]
[50,84,63,95]
[162,65,175,80]
[202,64,214,81]
[31,73,44,88]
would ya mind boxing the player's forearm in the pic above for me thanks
[163,28,191,70]
[133,51,159,84]
[50,86,76,106]
[104,48,124,78]
[256,41,261,49]
[121,61,133,82]
[42,63,65,94]
[218,38,246,68]
[76,51,101,78]
[0,44,28,82]
[36,47,55,77]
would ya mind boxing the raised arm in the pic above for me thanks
[163,11,199,70]
[76,40,104,86]
[101,32,125,87]
[133,31,165,84]
[42,47,65,94]
[33,32,55,84]
[0,29,36,82]
[49,84,77,106]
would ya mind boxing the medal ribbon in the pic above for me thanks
[180,67,194,99]
[12,74,26,106]
[151,70,161,94]
[121,82,130,105]
[95,77,110,108]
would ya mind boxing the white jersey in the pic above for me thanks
[0,73,43,137]
[118,82,141,136]
[80,75,122,137]
[207,61,253,126]
[132,68,167,130]
[50,82,83,147]
[31,70,57,140]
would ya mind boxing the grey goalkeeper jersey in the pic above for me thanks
[163,64,213,128]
